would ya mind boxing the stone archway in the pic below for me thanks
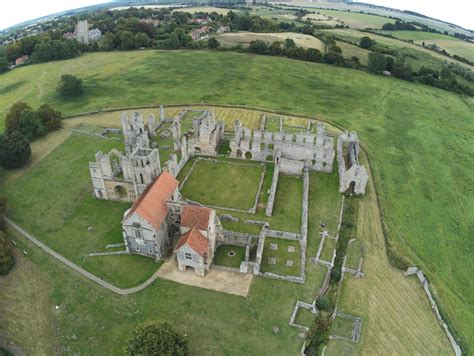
[236,149,243,158]
[114,185,128,200]
[245,151,252,160]
[266,155,273,162]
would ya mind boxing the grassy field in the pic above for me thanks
[0,50,472,351]
[180,159,263,210]
[213,245,246,268]
[336,41,370,65]
[303,8,394,29]
[0,157,333,355]
[261,237,301,276]
[215,32,325,51]
[376,30,474,62]
[0,134,159,288]
[327,157,451,354]
[175,6,230,15]
[290,2,472,36]
[321,28,472,69]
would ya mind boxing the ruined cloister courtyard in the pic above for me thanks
[0,105,453,355]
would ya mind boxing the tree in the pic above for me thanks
[37,104,62,132]
[283,38,296,51]
[0,57,8,73]
[33,41,53,62]
[135,32,150,48]
[323,50,344,65]
[248,40,268,55]
[57,74,83,97]
[118,31,136,50]
[207,37,221,50]
[18,109,47,140]
[367,51,387,73]
[5,102,31,135]
[99,32,116,51]
[0,231,14,275]
[305,48,322,62]
[359,36,374,49]
[0,131,31,169]
[126,322,189,356]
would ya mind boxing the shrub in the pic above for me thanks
[305,314,331,355]
[367,51,387,74]
[126,322,189,356]
[5,102,31,135]
[18,109,47,140]
[207,37,221,50]
[315,296,332,311]
[359,36,375,49]
[57,74,83,97]
[0,131,31,169]
[0,231,14,275]
[37,104,62,132]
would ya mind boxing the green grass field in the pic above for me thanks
[261,237,301,276]
[376,30,474,62]
[180,159,263,210]
[213,245,246,268]
[0,134,159,288]
[0,50,472,352]
[321,28,472,70]
[215,32,325,51]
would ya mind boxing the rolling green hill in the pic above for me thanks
[0,50,473,351]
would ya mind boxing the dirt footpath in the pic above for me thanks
[157,257,253,297]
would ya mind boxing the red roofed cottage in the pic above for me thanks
[122,171,179,260]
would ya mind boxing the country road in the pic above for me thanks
[5,217,161,295]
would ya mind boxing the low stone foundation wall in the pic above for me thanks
[262,272,305,284]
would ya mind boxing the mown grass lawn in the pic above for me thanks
[261,237,301,276]
[213,245,246,268]
[181,159,263,210]
[0,50,470,351]
[295,308,315,328]
[0,134,158,288]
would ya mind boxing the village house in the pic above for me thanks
[174,205,219,276]
[15,55,29,66]
[190,26,210,41]
[122,171,180,260]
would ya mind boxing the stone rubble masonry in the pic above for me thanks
[265,149,281,216]
[404,267,462,356]
[230,120,335,175]
[337,131,368,195]
[188,110,224,156]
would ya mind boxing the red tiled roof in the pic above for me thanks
[181,205,212,231]
[125,171,178,229]
[174,227,209,257]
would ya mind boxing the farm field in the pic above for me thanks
[321,28,473,69]
[0,50,472,351]
[302,7,394,29]
[289,2,472,36]
[215,31,325,51]
[376,30,474,62]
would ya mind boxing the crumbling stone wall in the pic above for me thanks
[122,111,158,155]
[229,121,334,174]
[188,111,225,156]
[337,131,368,195]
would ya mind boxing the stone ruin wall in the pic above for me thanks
[186,111,225,156]
[337,131,368,195]
[229,121,335,175]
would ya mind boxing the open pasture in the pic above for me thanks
[216,32,326,51]
[0,50,472,351]
[377,30,474,62]
[180,158,264,211]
